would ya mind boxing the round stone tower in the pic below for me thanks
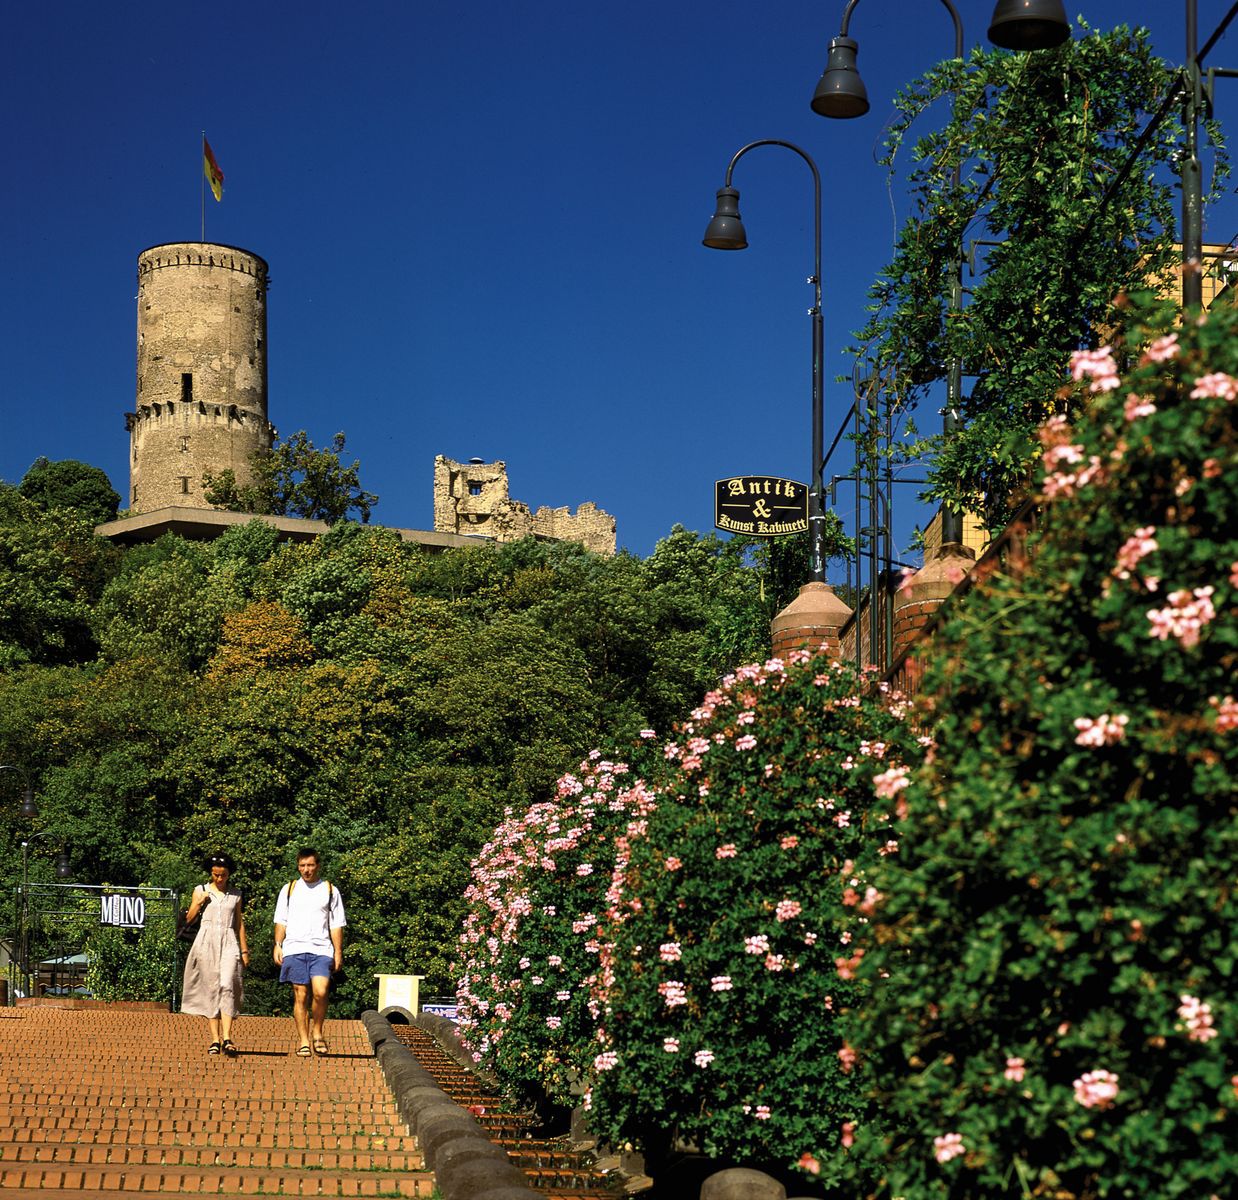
[127,242,273,513]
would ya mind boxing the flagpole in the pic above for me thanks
[201,131,206,242]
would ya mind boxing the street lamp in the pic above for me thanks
[0,764,39,820]
[811,0,1069,548]
[702,139,827,583]
[18,831,71,1001]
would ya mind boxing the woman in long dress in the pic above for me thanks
[181,853,250,1056]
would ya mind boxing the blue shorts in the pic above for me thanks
[280,953,334,985]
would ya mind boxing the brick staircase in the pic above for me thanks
[0,1007,436,1198]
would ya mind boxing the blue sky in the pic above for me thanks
[3,2,1236,567]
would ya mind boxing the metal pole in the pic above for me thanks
[1183,0,1204,308]
[941,1,966,546]
[20,839,29,1001]
[719,140,826,582]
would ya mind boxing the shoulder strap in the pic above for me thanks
[287,879,333,900]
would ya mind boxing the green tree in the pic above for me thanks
[203,430,378,523]
[855,23,1216,527]
[0,487,118,668]
[19,457,121,525]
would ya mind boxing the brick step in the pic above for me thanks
[0,1144,424,1170]
[0,1117,408,1137]
[2,1129,415,1152]
[0,1165,435,1195]
[0,1101,398,1119]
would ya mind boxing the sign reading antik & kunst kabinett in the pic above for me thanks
[714,476,808,537]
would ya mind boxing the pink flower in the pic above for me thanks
[1190,371,1238,400]
[1147,587,1216,648]
[546,1016,562,1029]
[1143,332,1180,363]
[1230,560,1238,588]
[663,1037,680,1053]
[710,975,733,992]
[753,1104,771,1120]
[841,1121,855,1149]
[694,1049,715,1067]
[659,942,682,962]
[639,729,656,739]
[1113,526,1158,581]
[833,810,852,828]
[775,898,802,922]
[1124,393,1157,421]
[657,980,687,1009]
[933,1133,966,1164]
[1004,1056,1025,1082]
[1073,1069,1119,1110]
[1210,695,1238,731]
[735,733,757,751]
[873,765,911,799]
[576,863,594,876]
[764,953,786,972]
[715,844,738,859]
[797,1152,821,1175]
[1073,713,1129,747]
[1069,347,1120,392]
[1177,994,1218,1042]
[594,1051,619,1071]
[664,856,682,871]
[838,1044,857,1074]
[744,934,770,956]
[780,834,799,850]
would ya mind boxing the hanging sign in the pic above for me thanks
[714,476,808,537]
[100,894,147,929]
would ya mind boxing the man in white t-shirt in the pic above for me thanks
[272,848,346,1057]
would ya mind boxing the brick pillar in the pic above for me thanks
[770,582,853,660]
[892,542,977,660]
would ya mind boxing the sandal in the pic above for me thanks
[222,1040,238,1057]
[296,1044,312,1057]
[312,1038,329,1055]
[208,1042,221,1055]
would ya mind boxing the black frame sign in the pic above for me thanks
[714,476,808,537]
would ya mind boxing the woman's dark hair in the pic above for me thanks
[206,852,235,871]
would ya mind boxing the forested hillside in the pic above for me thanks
[0,487,784,1013]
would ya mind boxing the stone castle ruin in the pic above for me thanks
[434,456,616,556]
[119,241,615,554]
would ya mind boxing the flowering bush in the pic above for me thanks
[586,652,923,1183]
[455,740,660,1107]
[455,650,923,1186]
[832,297,1237,1197]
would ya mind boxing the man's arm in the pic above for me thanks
[330,925,343,973]
[273,884,289,966]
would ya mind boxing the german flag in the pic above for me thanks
[203,138,224,202]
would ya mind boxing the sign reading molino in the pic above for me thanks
[714,476,809,537]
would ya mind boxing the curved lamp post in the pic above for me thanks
[811,0,1069,548]
[703,139,827,583]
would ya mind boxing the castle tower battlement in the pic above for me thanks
[127,242,273,513]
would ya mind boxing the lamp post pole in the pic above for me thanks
[703,140,827,583]
[2,764,39,1004]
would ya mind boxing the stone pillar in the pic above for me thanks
[770,582,852,660]
[892,542,977,660]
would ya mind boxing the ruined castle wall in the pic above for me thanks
[128,243,273,513]
[434,455,616,554]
